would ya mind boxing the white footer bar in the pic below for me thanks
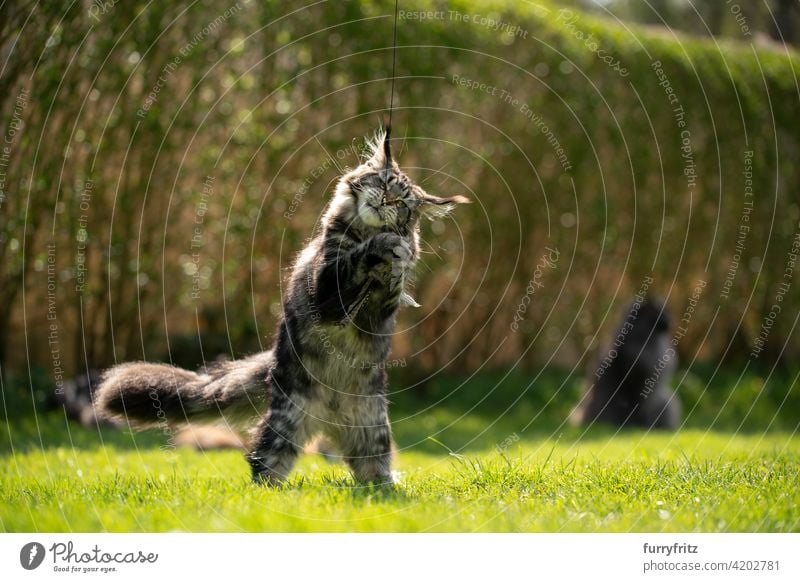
[2,533,798,581]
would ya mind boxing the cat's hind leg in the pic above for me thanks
[338,387,393,486]
[248,388,313,485]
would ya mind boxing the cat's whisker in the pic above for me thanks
[421,162,450,186]
[417,237,443,262]
[435,175,451,190]
[315,136,344,174]
[399,124,410,158]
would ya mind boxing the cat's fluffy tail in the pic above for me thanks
[94,352,273,429]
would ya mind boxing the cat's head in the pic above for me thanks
[329,128,469,234]
[619,296,671,357]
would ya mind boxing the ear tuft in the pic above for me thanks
[419,191,471,219]
[442,195,471,205]
[366,128,391,169]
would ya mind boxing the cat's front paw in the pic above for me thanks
[368,232,412,265]
[389,238,413,265]
[367,235,411,286]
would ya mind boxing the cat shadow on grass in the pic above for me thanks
[276,473,411,503]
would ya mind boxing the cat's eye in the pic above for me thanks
[381,194,407,207]
[382,182,407,205]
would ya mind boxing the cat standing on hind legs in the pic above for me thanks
[95,127,469,486]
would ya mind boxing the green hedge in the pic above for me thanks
[1,0,798,379]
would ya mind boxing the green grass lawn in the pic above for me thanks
[1,369,799,532]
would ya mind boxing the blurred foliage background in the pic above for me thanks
[1,0,799,395]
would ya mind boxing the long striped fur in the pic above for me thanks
[95,128,468,485]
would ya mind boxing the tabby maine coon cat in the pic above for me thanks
[95,128,468,485]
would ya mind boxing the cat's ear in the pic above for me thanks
[418,189,471,219]
[367,128,392,169]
